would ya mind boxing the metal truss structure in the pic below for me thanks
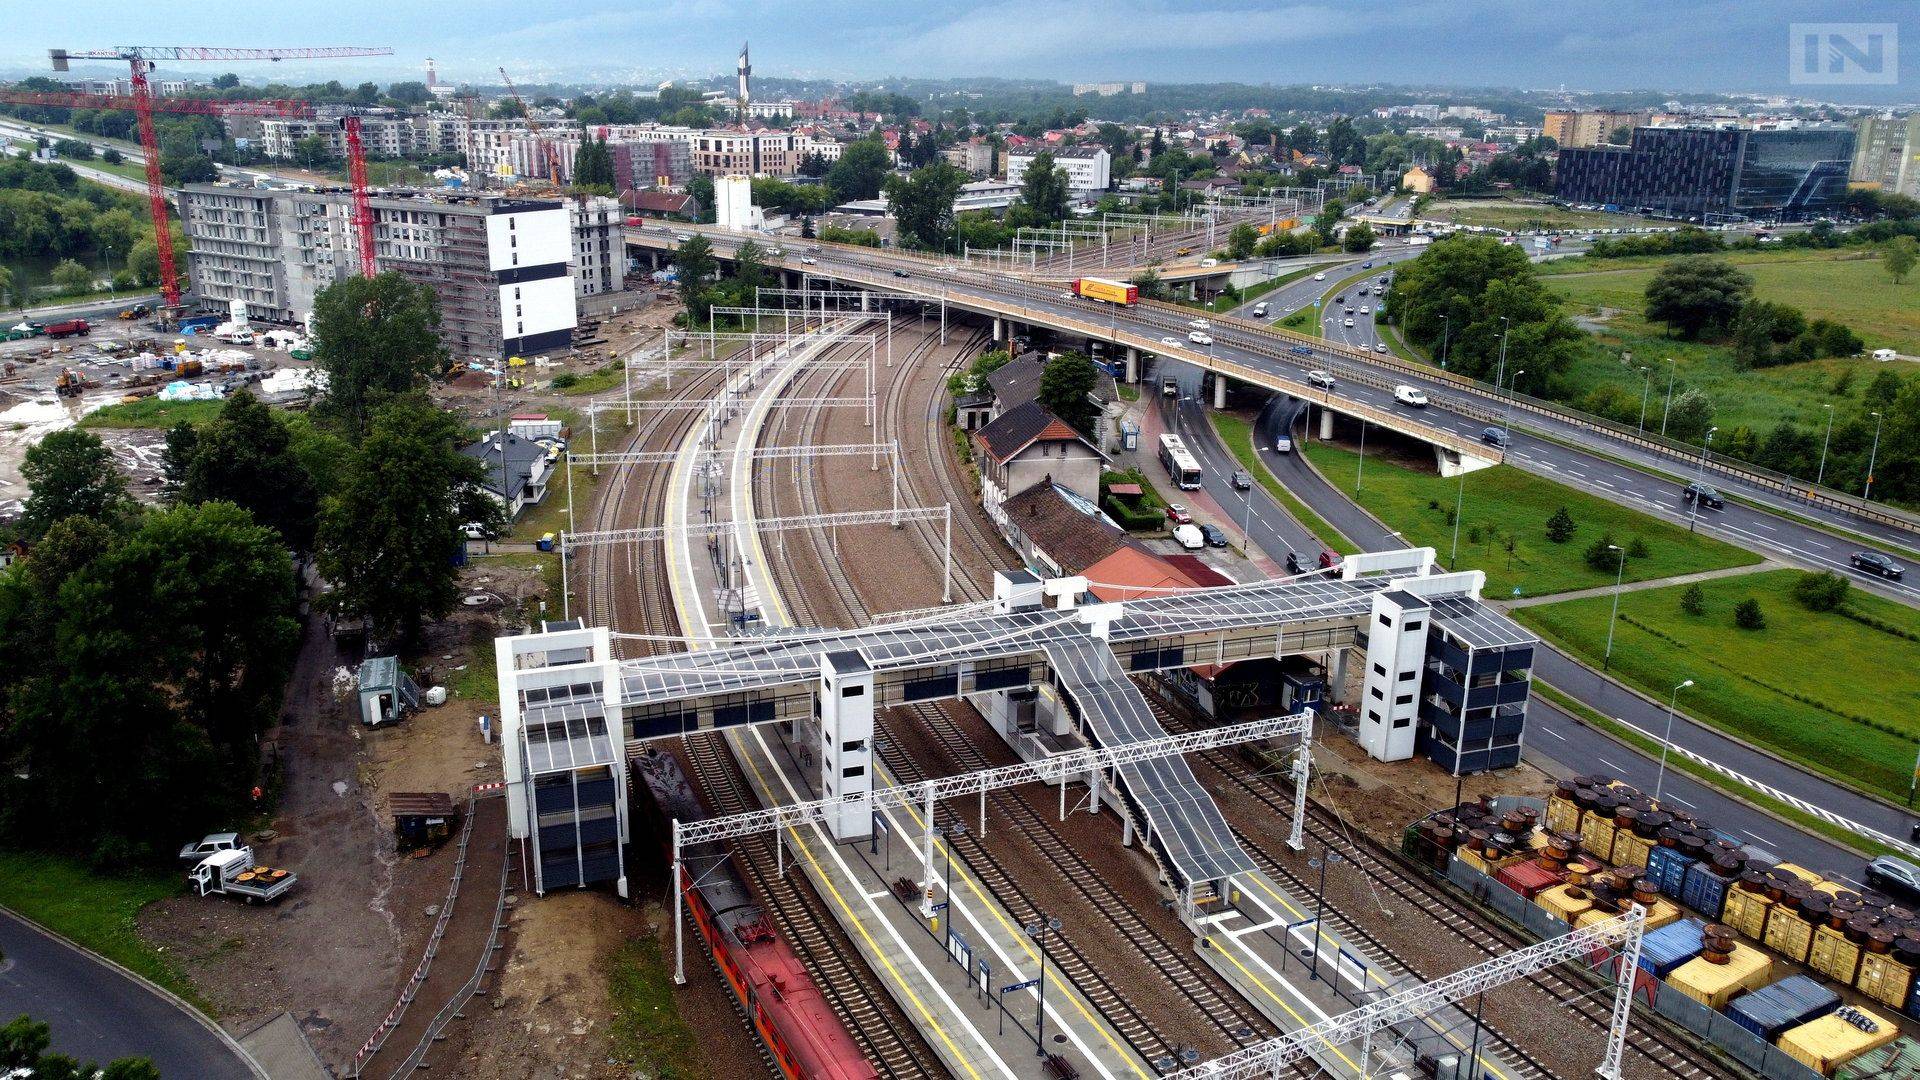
[1177,905,1647,1080]
[671,710,1313,983]
[565,504,947,548]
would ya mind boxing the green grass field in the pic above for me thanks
[1299,442,1758,597]
[1421,199,1660,234]
[1514,569,1920,800]
[79,397,224,429]
[0,851,196,1005]
[1208,413,1356,555]
[608,932,708,1080]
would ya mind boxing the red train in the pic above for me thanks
[634,747,880,1080]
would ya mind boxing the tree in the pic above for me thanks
[387,80,431,105]
[885,161,967,252]
[1038,352,1099,434]
[172,391,322,550]
[18,428,134,541]
[101,146,123,164]
[685,175,716,224]
[1664,387,1715,442]
[1865,369,1904,409]
[50,258,91,296]
[1132,268,1169,302]
[1017,150,1071,224]
[1226,222,1259,261]
[1544,506,1577,543]
[1608,124,1635,146]
[92,208,138,263]
[571,135,616,193]
[825,138,891,203]
[1734,597,1767,630]
[673,234,718,323]
[1342,223,1377,253]
[1583,530,1621,572]
[1885,235,1919,285]
[52,137,94,160]
[1384,234,1585,383]
[160,151,218,185]
[315,394,502,646]
[0,266,13,311]
[1644,256,1752,339]
[0,1014,160,1079]
[1680,583,1707,615]
[309,272,447,437]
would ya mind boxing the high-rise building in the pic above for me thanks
[1554,126,1856,221]
[1852,113,1920,199]
[1542,110,1651,149]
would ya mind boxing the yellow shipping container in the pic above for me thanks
[1812,925,1864,984]
[1722,888,1773,940]
[1856,953,1916,1010]
[1611,831,1653,871]
[1765,908,1816,963]
[1581,815,1617,861]
[1647,899,1683,931]
[1536,883,1595,924]
[1545,797,1582,835]
[1669,944,1774,1010]
[1774,863,1820,885]
[1780,1008,1900,1076]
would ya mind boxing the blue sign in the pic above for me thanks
[1001,978,1041,995]
[930,900,948,912]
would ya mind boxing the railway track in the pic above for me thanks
[1143,691,1746,1080]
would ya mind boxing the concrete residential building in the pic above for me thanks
[610,138,694,191]
[176,185,351,325]
[1542,109,1652,149]
[1007,145,1111,193]
[942,139,995,177]
[1852,113,1920,198]
[570,196,625,300]
[971,400,1107,530]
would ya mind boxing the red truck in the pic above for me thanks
[45,318,90,338]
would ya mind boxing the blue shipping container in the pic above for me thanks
[1646,845,1692,898]
[1906,967,1920,1022]
[1639,919,1706,978]
[1726,975,1838,1042]
[1682,862,1735,920]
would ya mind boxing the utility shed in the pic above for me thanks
[390,791,459,850]
[358,656,421,727]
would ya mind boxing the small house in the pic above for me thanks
[358,656,422,727]
[462,431,553,521]
[390,791,459,850]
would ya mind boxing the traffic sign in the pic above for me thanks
[1000,978,1041,995]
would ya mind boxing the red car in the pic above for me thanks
[1165,503,1193,525]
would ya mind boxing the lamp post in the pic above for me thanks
[1636,366,1652,435]
[1494,315,1511,393]
[1449,464,1467,570]
[1023,916,1062,1056]
[1653,679,1695,802]
[1355,418,1367,492]
[1688,427,1717,533]
[1499,369,1525,461]
[1602,544,1626,672]
[940,821,966,953]
[1309,846,1343,981]
[1659,358,1677,437]
[1865,410,1884,501]
[1816,403,1836,488]
[1438,313,1450,370]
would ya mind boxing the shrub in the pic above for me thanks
[1680,583,1707,615]
[1627,536,1650,559]
[1734,597,1767,630]
[1545,507,1577,544]
[1791,571,1850,612]
[1584,531,1621,572]
[550,372,579,389]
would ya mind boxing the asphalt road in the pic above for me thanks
[0,908,258,1078]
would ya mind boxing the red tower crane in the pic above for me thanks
[46,45,393,317]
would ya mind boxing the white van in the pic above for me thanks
[1873,348,1898,362]
[1274,435,1293,453]
[1252,302,1269,317]
[1173,523,1205,550]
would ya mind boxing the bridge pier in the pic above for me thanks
[1212,374,1228,410]
[992,317,1003,343]
[1125,346,1139,384]
[1319,408,1334,441]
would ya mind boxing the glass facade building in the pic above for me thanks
[1555,126,1856,221]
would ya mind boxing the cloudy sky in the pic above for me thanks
[8,0,1916,100]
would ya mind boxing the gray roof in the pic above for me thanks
[973,400,1096,464]
[462,432,548,499]
[986,351,1046,409]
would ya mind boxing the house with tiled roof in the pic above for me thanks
[971,400,1107,529]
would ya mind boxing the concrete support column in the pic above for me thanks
[1329,648,1349,705]
[1125,346,1139,384]
[1212,374,1228,410]
[992,317,1003,342]
[1319,408,1334,441]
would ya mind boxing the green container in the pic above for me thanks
[1838,1036,1920,1079]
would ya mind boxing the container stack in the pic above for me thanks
[1669,934,1774,1010]
[1781,1005,1901,1076]
[1726,974,1841,1042]
[1638,919,1707,979]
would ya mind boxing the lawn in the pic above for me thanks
[1299,442,1758,597]
[1514,569,1920,801]
[0,851,197,1005]
[608,933,707,1079]
[79,397,224,429]
[1209,413,1356,555]
[1188,263,1322,314]
[1420,198,1661,234]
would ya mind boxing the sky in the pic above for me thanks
[7,0,1917,102]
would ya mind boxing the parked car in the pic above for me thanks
[1393,384,1429,407]
[1200,523,1229,548]
[1306,370,1335,389]
[1165,503,1193,525]
[1173,523,1205,550]
[1231,469,1252,490]
[1682,482,1723,509]
[1851,551,1906,579]
[178,832,242,865]
[1481,426,1510,447]
[1873,348,1898,361]
[1867,857,1920,903]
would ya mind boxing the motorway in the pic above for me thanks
[0,907,259,1078]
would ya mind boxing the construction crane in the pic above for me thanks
[496,67,562,186]
[46,44,393,320]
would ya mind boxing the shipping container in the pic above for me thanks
[1836,1035,1920,1078]
[1647,846,1693,898]
[1072,277,1138,305]
[1646,898,1684,930]
[1638,919,1706,978]
[1546,795,1582,835]
[1685,863,1740,923]
[1814,925,1865,985]
[1495,861,1563,899]
[1536,883,1595,924]
[1773,863,1820,884]
[1764,907,1816,963]
[1580,813,1616,859]
[1857,952,1917,1011]
[1669,943,1774,1010]
[1781,1007,1900,1076]
[1726,975,1840,1042]
[1611,830,1654,871]
[1721,887,1772,938]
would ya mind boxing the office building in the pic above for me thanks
[1542,109,1652,149]
[1852,113,1920,199]
[1554,126,1856,221]
[1007,145,1111,193]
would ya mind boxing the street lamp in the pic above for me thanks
[1659,358,1678,437]
[1023,916,1062,1056]
[1816,404,1836,488]
[1688,427,1717,533]
[1309,845,1343,981]
[1498,370,1525,460]
[1636,366,1652,435]
[1494,315,1511,392]
[1653,680,1694,802]
[1601,544,1626,672]
[1355,418,1367,491]
[939,821,967,952]
[1438,313,1450,370]
[1865,410,1884,501]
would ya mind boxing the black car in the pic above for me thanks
[1851,551,1907,579]
[892,269,910,278]
[1231,469,1252,491]
[1867,857,1920,904]
[1199,523,1229,548]
[1682,482,1723,509]
[1480,426,1510,447]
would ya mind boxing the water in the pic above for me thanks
[2,251,115,304]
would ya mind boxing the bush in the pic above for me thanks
[1734,597,1767,630]
[1791,571,1850,612]
[102,147,124,164]
[1680,583,1707,615]
[1104,496,1165,532]
[550,372,579,389]
[1627,536,1650,559]
[1583,531,1621,572]
[1545,506,1577,544]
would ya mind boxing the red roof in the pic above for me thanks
[1084,548,1210,602]
[1163,554,1234,587]
[1107,482,1143,497]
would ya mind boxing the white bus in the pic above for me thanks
[1159,433,1203,491]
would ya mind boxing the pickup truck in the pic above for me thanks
[189,846,298,903]
[178,831,242,865]
[44,318,90,338]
